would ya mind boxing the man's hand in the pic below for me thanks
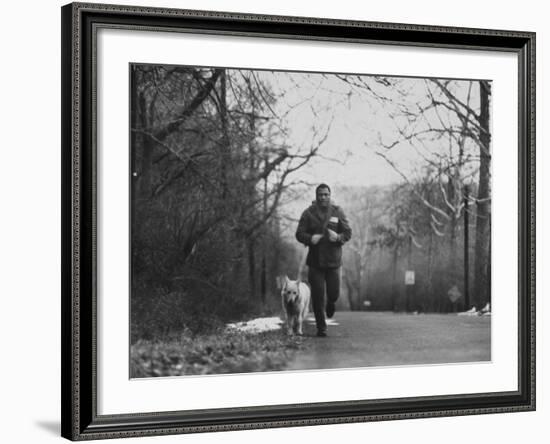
[311,234,323,245]
[327,229,339,242]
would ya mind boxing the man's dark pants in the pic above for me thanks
[308,266,340,334]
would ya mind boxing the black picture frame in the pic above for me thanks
[61,2,536,440]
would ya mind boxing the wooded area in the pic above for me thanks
[130,65,491,342]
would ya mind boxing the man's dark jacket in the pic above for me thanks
[296,202,352,269]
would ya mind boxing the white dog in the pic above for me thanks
[280,276,310,336]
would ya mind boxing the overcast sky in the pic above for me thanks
[252,70,483,192]
[236,69,487,232]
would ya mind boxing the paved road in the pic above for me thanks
[286,311,491,371]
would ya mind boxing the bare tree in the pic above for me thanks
[348,76,490,310]
[130,65,332,338]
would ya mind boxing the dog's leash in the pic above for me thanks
[297,246,308,279]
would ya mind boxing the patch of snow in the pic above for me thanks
[457,304,491,316]
[457,307,479,316]
[226,316,284,333]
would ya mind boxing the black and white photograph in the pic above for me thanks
[2,0,544,442]
[129,64,492,378]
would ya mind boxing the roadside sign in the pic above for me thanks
[448,285,462,303]
[405,270,415,285]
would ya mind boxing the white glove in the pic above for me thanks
[311,234,323,245]
[327,229,339,242]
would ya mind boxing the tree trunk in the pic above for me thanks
[344,277,355,311]
[447,176,458,288]
[248,237,257,300]
[219,70,229,200]
[474,81,492,310]
[463,185,471,310]
[260,156,268,305]
[137,91,153,198]
[427,222,435,311]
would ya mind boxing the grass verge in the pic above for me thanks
[130,329,304,378]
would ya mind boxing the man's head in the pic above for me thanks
[315,183,331,208]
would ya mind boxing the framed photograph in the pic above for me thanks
[61,2,535,440]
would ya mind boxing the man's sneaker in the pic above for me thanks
[326,302,336,319]
[316,330,327,337]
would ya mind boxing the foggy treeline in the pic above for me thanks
[338,181,486,313]
[130,64,491,341]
